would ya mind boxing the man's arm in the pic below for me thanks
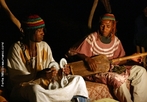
[0,0,22,31]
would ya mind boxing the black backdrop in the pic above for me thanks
[0,0,147,64]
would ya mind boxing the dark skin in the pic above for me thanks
[15,28,46,85]
[38,64,71,81]
[76,20,114,71]
[28,28,44,57]
[29,28,70,80]
[76,20,142,72]
[99,20,113,37]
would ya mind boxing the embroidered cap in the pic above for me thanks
[24,15,45,29]
[101,13,116,21]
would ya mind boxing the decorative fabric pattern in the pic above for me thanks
[85,81,113,101]
[85,33,120,58]
[69,32,125,59]
[85,70,129,88]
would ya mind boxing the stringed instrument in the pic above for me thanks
[68,52,147,76]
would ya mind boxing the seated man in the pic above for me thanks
[66,13,147,102]
[7,14,89,102]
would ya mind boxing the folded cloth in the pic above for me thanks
[84,71,129,88]
[11,75,89,102]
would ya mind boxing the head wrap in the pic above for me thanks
[24,15,45,30]
[101,13,115,21]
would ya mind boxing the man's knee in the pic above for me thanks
[132,65,146,73]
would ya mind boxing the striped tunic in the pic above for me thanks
[69,32,125,60]
[69,32,129,88]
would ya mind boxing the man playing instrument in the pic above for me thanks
[7,14,89,102]
[67,13,147,102]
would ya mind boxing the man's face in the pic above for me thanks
[99,20,113,37]
[32,28,44,42]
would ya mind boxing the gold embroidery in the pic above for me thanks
[42,48,47,61]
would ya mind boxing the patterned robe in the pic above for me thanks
[69,32,125,59]
[7,41,88,102]
[7,41,55,86]
[68,32,130,88]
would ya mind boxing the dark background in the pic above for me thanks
[0,0,147,64]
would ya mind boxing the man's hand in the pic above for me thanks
[62,64,71,75]
[45,67,58,80]
[131,53,143,63]
[36,67,58,80]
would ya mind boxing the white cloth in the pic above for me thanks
[10,75,89,102]
[114,65,147,102]
[7,41,55,85]
[7,41,88,102]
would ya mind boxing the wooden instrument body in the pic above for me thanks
[69,55,110,77]
[68,53,147,77]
